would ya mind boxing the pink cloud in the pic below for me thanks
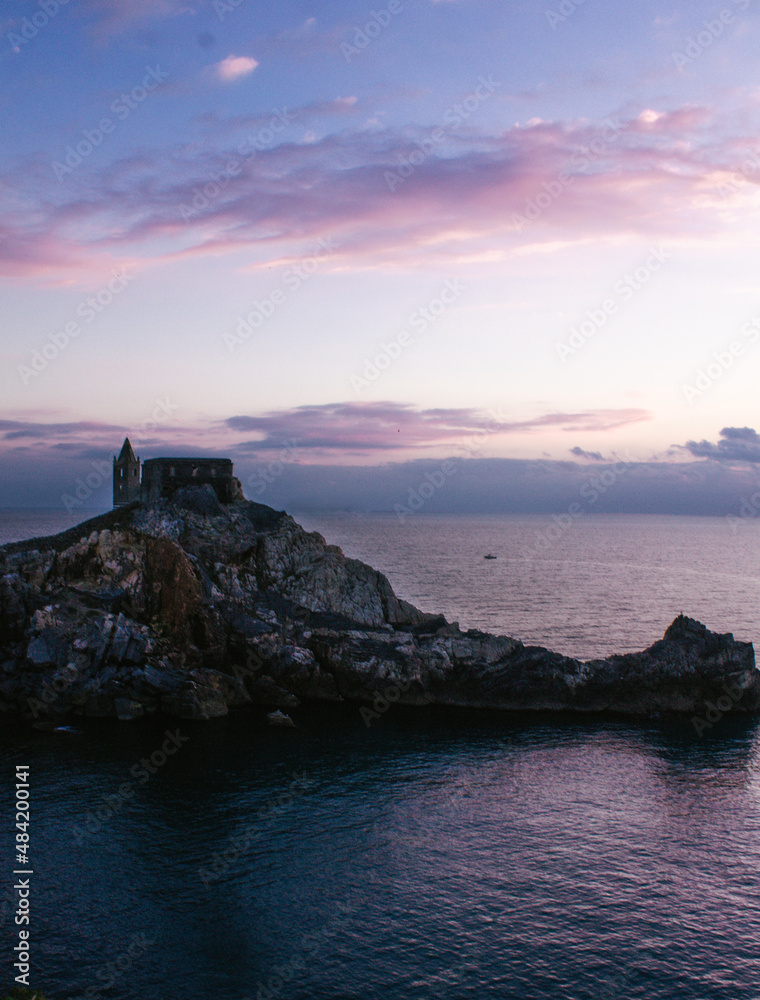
[630,106,712,133]
[215,55,259,83]
[3,103,758,281]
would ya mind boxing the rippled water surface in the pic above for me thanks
[1,711,759,1000]
[1,510,759,999]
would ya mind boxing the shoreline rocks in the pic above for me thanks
[1,490,758,724]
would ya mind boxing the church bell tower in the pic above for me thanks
[113,437,141,507]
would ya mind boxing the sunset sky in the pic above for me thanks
[2,0,760,509]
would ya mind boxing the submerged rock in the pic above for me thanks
[0,492,758,723]
[267,709,295,728]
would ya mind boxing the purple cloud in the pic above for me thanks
[0,404,651,464]
[570,447,604,461]
[684,426,760,464]
[224,402,651,455]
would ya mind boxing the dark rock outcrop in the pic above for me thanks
[1,494,758,723]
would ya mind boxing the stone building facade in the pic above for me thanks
[112,438,235,506]
[140,457,235,503]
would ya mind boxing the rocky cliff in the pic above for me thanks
[1,488,758,724]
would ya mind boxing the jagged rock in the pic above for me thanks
[26,635,57,667]
[160,688,228,720]
[85,693,115,717]
[131,664,182,691]
[114,697,145,721]
[0,490,758,723]
[245,675,301,709]
[173,483,224,516]
[267,709,295,728]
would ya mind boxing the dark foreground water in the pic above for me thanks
[1,707,759,1000]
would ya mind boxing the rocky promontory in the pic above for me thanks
[1,489,758,724]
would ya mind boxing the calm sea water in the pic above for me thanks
[293,512,760,660]
[1,509,759,1000]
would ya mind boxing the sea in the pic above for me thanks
[0,508,759,1000]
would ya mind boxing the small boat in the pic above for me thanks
[484,554,497,560]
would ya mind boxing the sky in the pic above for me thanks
[2,0,760,513]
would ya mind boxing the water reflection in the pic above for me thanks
[1,706,759,1000]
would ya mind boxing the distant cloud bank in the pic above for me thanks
[2,411,760,518]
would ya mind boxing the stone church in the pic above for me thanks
[113,437,235,507]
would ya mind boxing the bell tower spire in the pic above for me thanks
[113,437,141,507]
